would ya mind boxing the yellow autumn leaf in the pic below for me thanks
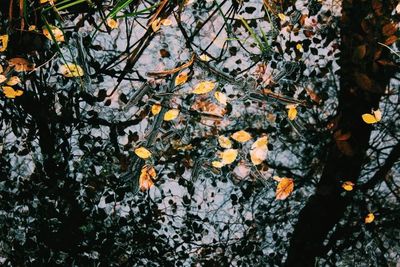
[0,75,6,84]
[151,103,162,115]
[342,181,354,191]
[193,81,216,94]
[0,35,9,52]
[220,149,238,165]
[362,109,381,124]
[6,76,21,86]
[0,65,3,73]
[296,43,303,52]
[175,71,189,86]
[107,18,119,29]
[250,136,268,165]
[160,18,173,26]
[199,54,211,62]
[43,25,64,42]
[365,213,375,224]
[134,147,152,159]
[218,135,232,149]
[275,177,294,200]
[40,0,57,3]
[60,63,84,77]
[212,161,224,168]
[214,91,227,105]
[2,86,23,99]
[151,18,162,32]
[28,25,37,31]
[139,165,156,191]
[231,130,252,143]
[287,104,297,120]
[164,109,179,121]
[278,13,286,21]
[8,58,35,72]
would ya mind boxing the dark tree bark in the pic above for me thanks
[285,1,398,266]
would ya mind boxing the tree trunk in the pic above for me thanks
[285,1,398,266]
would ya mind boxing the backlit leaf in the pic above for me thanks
[231,130,252,143]
[164,109,179,121]
[6,76,21,86]
[362,109,381,124]
[275,177,294,200]
[134,147,152,159]
[60,63,84,77]
[8,58,35,72]
[139,165,156,191]
[193,81,215,94]
[0,75,6,83]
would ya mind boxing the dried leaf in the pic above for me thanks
[384,35,398,46]
[278,13,286,21]
[134,147,152,159]
[0,35,9,52]
[164,109,179,121]
[305,88,321,104]
[220,149,238,165]
[151,103,162,115]
[214,91,227,105]
[231,130,252,143]
[365,213,375,224]
[218,136,232,149]
[175,71,189,86]
[151,18,162,32]
[43,25,64,42]
[382,23,397,36]
[199,54,211,62]
[2,86,23,98]
[107,18,119,29]
[193,81,216,94]
[160,18,172,26]
[60,63,84,77]
[275,177,294,200]
[342,181,354,191]
[8,58,35,72]
[0,75,6,83]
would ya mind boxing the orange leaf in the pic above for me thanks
[275,177,294,200]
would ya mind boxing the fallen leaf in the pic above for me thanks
[214,91,227,105]
[43,25,64,42]
[139,165,156,191]
[199,54,211,61]
[218,135,232,149]
[296,43,303,52]
[275,177,294,200]
[6,76,21,86]
[278,13,286,21]
[286,104,297,120]
[134,147,152,159]
[362,109,381,124]
[175,71,189,86]
[164,109,179,121]
[8,58,35,72]
[151,18,162,32]
[220,149,238,165]
[2,86,23,98]
[107,18,119,29]
[60,63,84,77]
[160,18,172,26]
[250,136,268,165]
[365,213,375,224]
[193,81,215,94]
[151,103,162,115]
[0,75,6,83]
[342,181,354,191]
[231,130,252,143]
[212,161,224,168]
[0,35,9,52]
